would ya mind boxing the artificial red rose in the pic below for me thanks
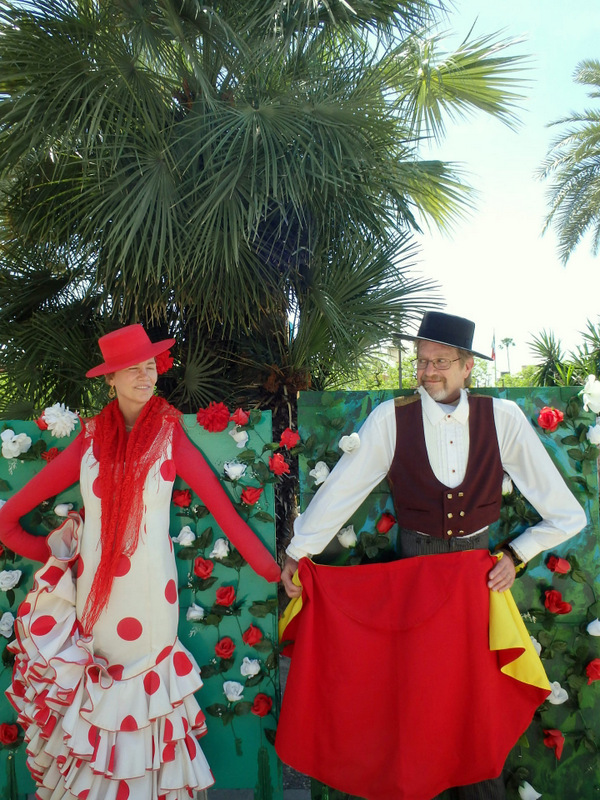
[544,589,572,615]
[215,586,236,607]
[215,637,235,660]
[0,723,19,745]
[35,416,48,431]
[242,624,263,646]
[196,401,231,432]
[376,512,396,534]
[269,453,290,476]
[155,350,174,375]
[231,408,250,426]
[172,489,192,508]
[241,486,263,506]
[193,557,214,580]
[251,693,273,717]
[543,728,564,760]
[279,428,300,449]
[547,555,571,574]
[585,658,600,685]
[42,447,60,463]
[537,406,564,433]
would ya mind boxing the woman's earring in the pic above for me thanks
[108,385,116,399]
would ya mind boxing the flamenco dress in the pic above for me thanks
[0,400,279,800]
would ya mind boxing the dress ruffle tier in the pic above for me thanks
[7,514,214,800]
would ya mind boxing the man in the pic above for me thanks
[280,311,586,800]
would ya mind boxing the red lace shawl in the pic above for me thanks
[81,396,181,632]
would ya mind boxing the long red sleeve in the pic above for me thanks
[0,434,83,562]
[173,424,281,583]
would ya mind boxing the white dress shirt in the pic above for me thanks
[287,387,587,564]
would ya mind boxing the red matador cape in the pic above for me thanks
[276,552,550,800]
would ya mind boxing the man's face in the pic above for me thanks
[416,341,473,403]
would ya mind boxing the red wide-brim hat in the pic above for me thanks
[86,324,176,377]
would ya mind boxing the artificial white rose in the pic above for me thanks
[229,428,249,449]
[172,526,196,546]
[518,781,542,800]
[186,603,205,622]
[548,680,568,705]
[530,635,542,656]
[224,461,247,480]
[501,473,513,495]
[338,432,360,453]
[240,657,261,677]
[586,421,600,445]
[337,525,357,548]
[43,403,79,438]
[223,681,244,702]
[0,611,15,639]
[54,503,74,517]
[210,538,230,560]
[0,570,21,591]
[309,461,330,485]
[1,430,32,459]
[586,618,600,636]
[581,374,600,413]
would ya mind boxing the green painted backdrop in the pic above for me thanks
[297,387,600,800]
[0,414,282,800]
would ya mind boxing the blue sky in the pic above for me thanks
[414,0,600,373]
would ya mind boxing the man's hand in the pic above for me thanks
[281,556,302,598]
[487,549,516,592]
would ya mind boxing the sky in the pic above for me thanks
[412,0,600,375]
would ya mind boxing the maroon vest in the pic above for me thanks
[387,395,504,540]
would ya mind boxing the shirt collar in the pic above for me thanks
[418,386,470,426]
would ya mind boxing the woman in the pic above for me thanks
[0,324,281,800]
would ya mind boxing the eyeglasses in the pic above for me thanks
[413,358,460,371]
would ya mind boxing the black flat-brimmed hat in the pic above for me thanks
[401,312,492,361]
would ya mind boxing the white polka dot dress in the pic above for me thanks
[7,430,214,799]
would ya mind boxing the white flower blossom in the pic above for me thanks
[581,374,600,413]
[338,432,360,453]
[586,618,600,636]
[43,403,78,438]
[501,473,513,495]
[186,603,205,622]
[172,526,196,546]
[530,635,542,656]
[337,525,357,548]
[210,538,230,560]
[309,461,330,486]
[586,420,600,445]
[240,657,261,677]
[0,612,15,639]
[223,680,244,702]
[518,781,542,800]
[54,503,73,517]
[548,680,568,705]
[229,427,249,449]
[1,429,32,459]
[224,461,247,481]
[0,570,21,591]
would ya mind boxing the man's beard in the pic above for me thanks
[421,379,450,402]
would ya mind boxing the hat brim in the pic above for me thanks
[400,333,493,361]
[86,339,176,378]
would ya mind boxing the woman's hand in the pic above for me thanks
[281,556,302,598]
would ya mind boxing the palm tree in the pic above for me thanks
[539,59,600,263]
[499,337,515,373]
[528,330,565,386]
[0,0,529,419]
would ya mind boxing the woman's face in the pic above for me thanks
[108,359,157,411]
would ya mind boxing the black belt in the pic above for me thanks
[396,527,490,558]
